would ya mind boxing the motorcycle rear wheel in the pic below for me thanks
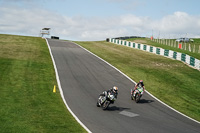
[96,101,100,107]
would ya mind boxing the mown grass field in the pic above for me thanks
[126,38,200,60]
[0,34,86,133]
[75,40,200,122]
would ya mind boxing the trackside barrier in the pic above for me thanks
[110,38,200,71]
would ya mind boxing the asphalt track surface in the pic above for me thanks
[47,39,200,133]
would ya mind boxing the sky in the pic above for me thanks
[0,0,200,41]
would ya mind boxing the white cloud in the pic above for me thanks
[151,12,200,38]
[0,5,200,41]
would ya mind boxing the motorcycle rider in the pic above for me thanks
[132,80,145,96]
[102,86,118,103]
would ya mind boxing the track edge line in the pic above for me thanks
[45,38,92,133]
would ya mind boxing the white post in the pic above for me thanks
[171,40,172,47]
[189,44,191,52]
[185,43,186,50]
[199,45,200,53]
[193,45,195,53]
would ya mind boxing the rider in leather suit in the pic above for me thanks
[132,80,145,96]
[102,86,118,103]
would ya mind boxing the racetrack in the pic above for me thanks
[47,39,200,133]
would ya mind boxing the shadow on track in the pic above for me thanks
[106,106,130,111]
[137,99,154,104]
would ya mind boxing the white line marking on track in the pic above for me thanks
[119,111,139,117]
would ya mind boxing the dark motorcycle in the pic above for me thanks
[96,92,116,110]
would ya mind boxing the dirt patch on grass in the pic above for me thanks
[132,39,148,44]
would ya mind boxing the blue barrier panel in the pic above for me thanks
[133,43,135,48]
[128,42,131,47]
[138,44,141,49]
[190,56,195,66]
[143,45,147,50]
[150,46,153,52]
[181,53,186,62]
[164,49,169,56]
[173,52,177,59]
[156,48,160,55]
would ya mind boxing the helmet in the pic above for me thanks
[113,86,118,92]
[139,80,143,83]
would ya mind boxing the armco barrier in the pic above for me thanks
[110,38,200,71]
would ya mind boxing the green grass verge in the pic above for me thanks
[126,38,200,60]
[0,34,86,133]
[75,40,200,122]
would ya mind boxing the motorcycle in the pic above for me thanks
[96,91,116,110]
[131,86,144,103]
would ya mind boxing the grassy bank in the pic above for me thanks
[75,41,200,122]
[0,34,86,133]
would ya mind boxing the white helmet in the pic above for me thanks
[113,86,118,91]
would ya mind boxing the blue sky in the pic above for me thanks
[0,0,200,40]
[37,0,200,18]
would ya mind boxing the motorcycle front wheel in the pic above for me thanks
[135,93,140,103]
[96,96,103,107]
[102,101,110,110]
[131,94,134,100]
